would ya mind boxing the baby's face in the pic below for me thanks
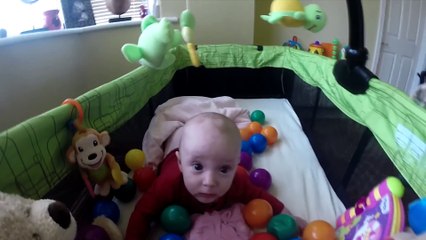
[177,120,240,204]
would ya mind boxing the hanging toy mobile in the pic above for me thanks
[261,0,327,33]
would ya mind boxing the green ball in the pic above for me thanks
[160,205,191,234]
[250,110,265,124]
[267,214,298,240]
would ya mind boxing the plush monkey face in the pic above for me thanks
[74,133,107,170]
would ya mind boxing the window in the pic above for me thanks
[0,0,148,38]
[0,1,64,37]
[91,0,147,25]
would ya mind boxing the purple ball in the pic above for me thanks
[250,168,272,190]
[241,140,253,154]
[239,151,253,171]
[76,224,110,240]
[249,134,267,153]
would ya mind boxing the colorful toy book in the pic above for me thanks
[336,176,406,240]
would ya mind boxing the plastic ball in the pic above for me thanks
[160,233,185,240]
[239,151,253,171]
[76,224,110,240]
[251,110,266,124]
[93,200,120,223]
[250,232,277,240]
[248,121,263,134]
[408,198,426,235]
[240,127,253,141]
[243,199,273,229]
[302,220,336,240]
[267,214,298,240]
[161,205,192,234]
[237,165,249,176]
[133,166,157,192]
[249,134,268,153]
[241,140,253,154]
[125,149,145,171]
[261,126,278,145]
[113,178,136,203]
[250,168,272,190]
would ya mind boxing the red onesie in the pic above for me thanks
[125,150,284,240]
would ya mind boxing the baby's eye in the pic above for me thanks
[192,163,203,171]
[220,166,231,174]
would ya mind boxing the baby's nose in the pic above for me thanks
[202,171,217,187]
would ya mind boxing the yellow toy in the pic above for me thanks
[308,41,324,55]
[261,0,327,33]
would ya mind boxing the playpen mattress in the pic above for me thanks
[115,98,346,236]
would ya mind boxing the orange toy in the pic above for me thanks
[261,126,278,145]
[303,220,336,240]
[240,127,253,141]
[248,122,263,134]
[243,199,273,229]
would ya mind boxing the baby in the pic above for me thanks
[125,112,285,239]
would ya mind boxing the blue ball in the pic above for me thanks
[241,140,253,154]
[160,233,185,240]
[93,199,120,223]
[249,134,267,153]
[408,198,426,234]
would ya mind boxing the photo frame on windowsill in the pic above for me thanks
[61,0,96,28]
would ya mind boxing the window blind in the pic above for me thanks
[91,0,147,25]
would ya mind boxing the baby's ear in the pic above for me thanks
[176,151,182,172]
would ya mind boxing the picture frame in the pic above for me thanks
[61,0,96,28]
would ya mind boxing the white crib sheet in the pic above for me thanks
[116,98,346,237]
[234,98,345,224]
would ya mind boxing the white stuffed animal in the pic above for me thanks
[0,191,77,240]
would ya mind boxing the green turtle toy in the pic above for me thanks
[261,0,326,33]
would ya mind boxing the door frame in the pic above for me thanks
[372,0,426,94]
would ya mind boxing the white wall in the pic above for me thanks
[161,0,255,44]
[0,23,140,131]
[0,1,256,132]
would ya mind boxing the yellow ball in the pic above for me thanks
[125,149,145,171]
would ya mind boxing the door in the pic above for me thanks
[376,0,426,94]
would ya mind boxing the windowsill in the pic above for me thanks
[0,16,178,47]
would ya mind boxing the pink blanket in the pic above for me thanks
[186,204,252,240]
[143,96,250,167]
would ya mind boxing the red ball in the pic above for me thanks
[250,232,277,240]
[133,166,157,192]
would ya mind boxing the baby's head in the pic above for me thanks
[176,112,241,204]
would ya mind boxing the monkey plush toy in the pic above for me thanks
[67,128,128,197]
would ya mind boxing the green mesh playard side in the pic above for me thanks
[0,49,191,199]
[1,44,425,199]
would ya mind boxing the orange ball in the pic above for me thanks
[261,126,278,145]
[302,220,336,240]
[240,127,253,141]
[243,199,273,229]
[248,122,263,134]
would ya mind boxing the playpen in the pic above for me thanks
[0,0,425,238]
